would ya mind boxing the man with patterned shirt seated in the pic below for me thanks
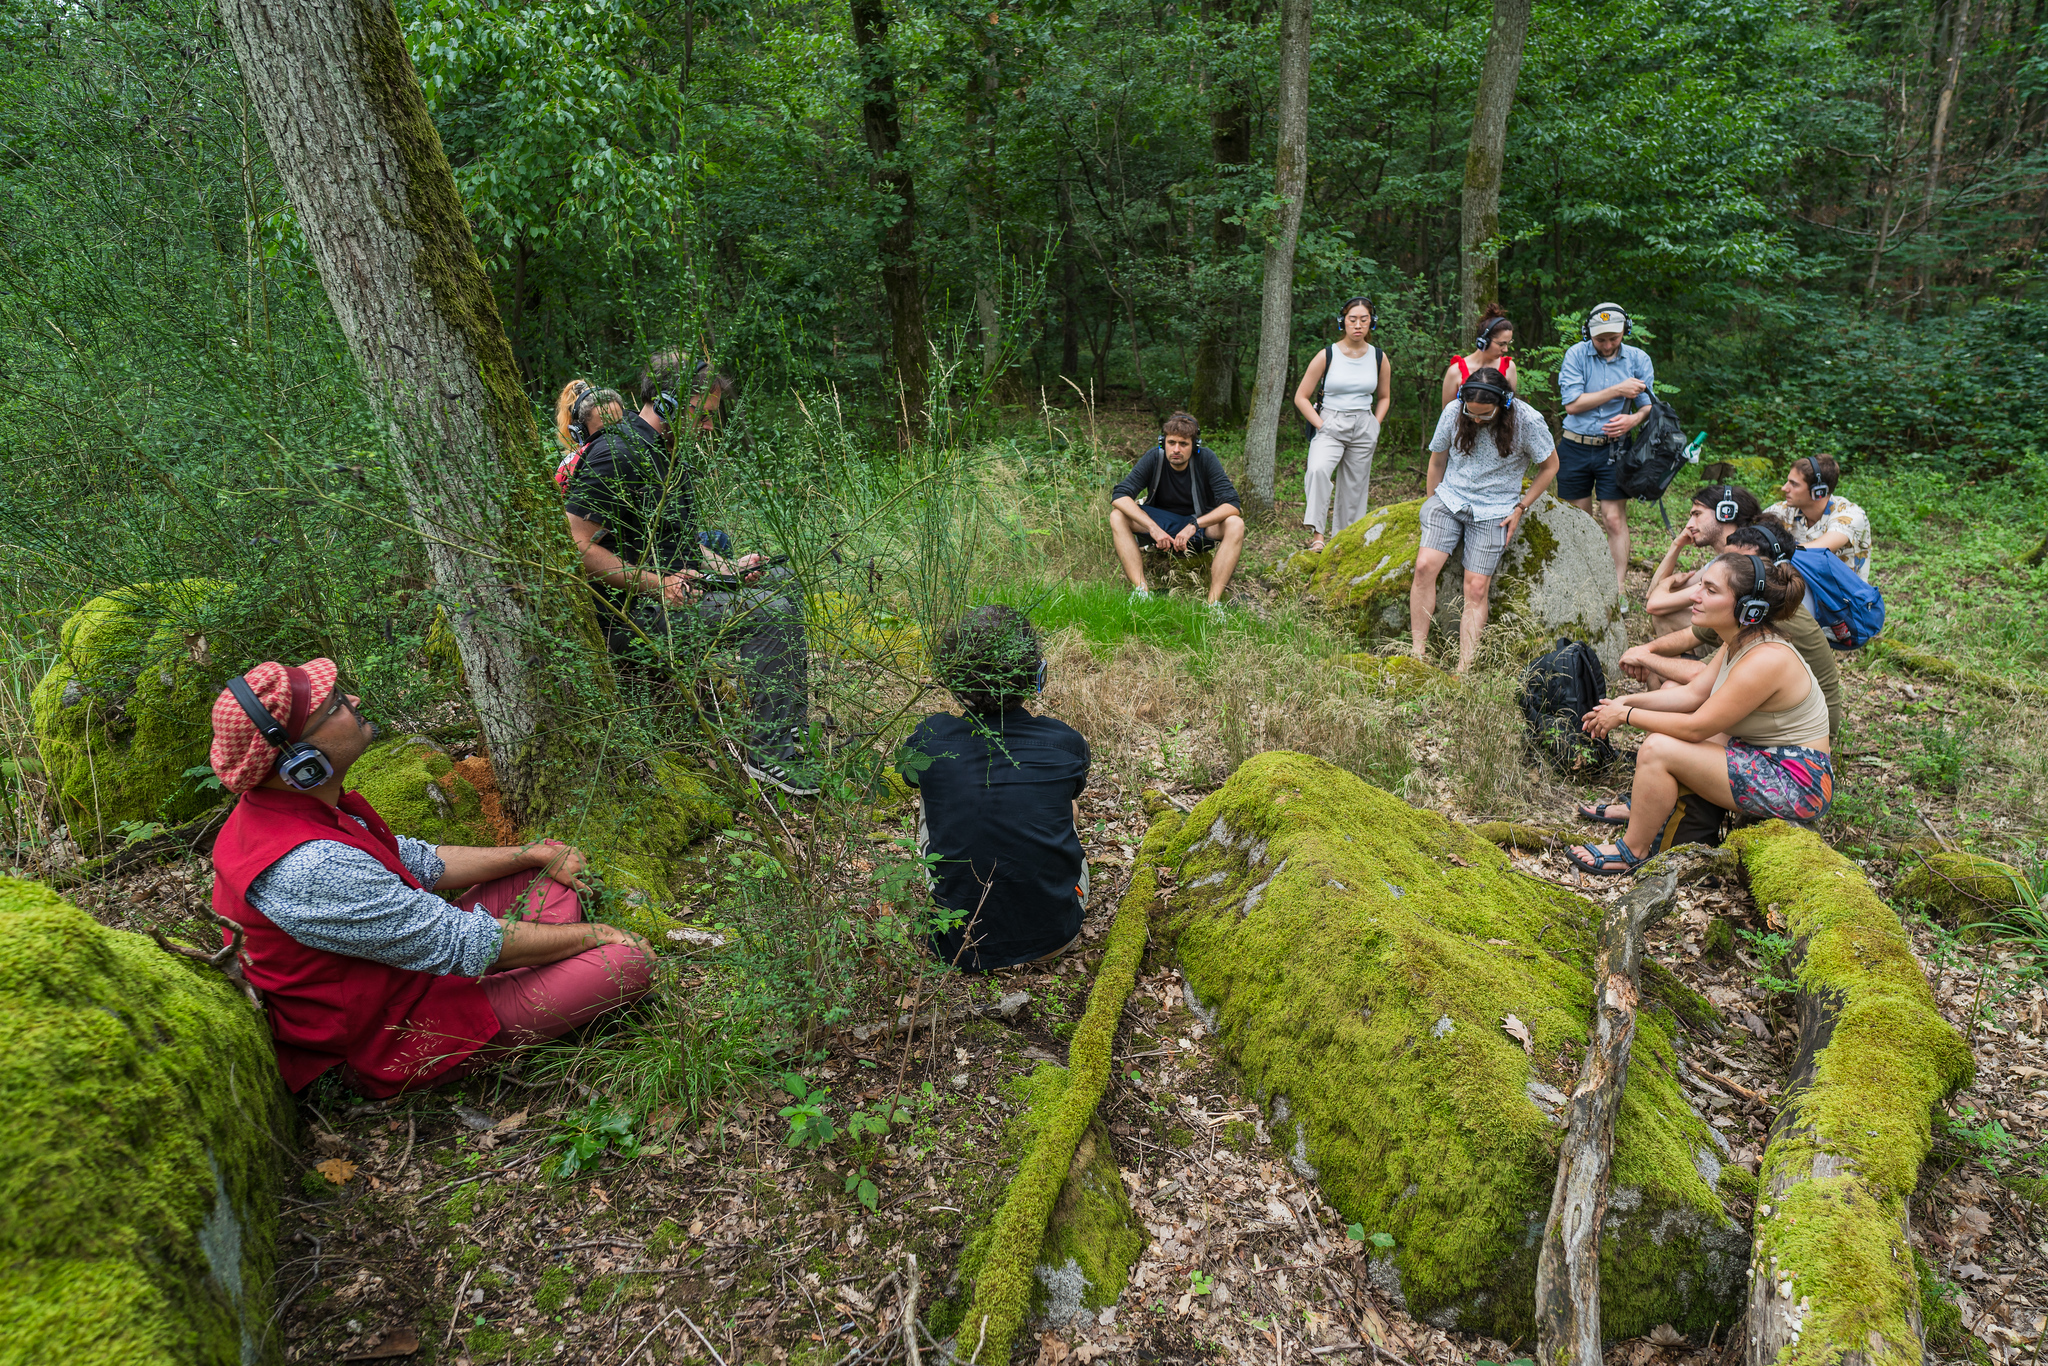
[207,659,654,1097]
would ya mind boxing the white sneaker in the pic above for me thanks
[1129,588,1152,602]
[744,754,821,797]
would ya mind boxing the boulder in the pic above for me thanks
[348,735,507,849]
[30,582,235,851]
[0,878,293,1363]
[1298,495,1626,674]
[1158,751,1743,1339]
[1892,850,2024,932]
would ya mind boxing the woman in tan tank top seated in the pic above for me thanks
[1562,551,1833,875]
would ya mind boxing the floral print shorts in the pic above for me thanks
[1725,742,1833,823]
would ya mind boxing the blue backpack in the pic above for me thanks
[1792,547,1884,650]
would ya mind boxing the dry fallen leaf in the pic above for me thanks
[315,1158,358,1185]
[342,1327,421,1360]
[1952,1206,1993,1251]
[1648,1323,1687,1347]
[1502,1014,1534,1055]
[1036,1331,1071,1365]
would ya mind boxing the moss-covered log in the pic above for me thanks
[1892,849,2025,926]
[1865,639,2048,701]
[1536,859,1690,1366]
[1163,752,1742,1339]
[0,879,294,1363]
[1727,823,1974,1366]
[959,803,1182,1362]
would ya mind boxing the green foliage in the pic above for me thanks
[1738,928,1799,995]
[548,1101,641,1177]
[777,1072,838,1151]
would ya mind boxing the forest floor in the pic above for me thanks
[34,413,2048,1364]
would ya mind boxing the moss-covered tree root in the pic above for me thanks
[1728,823,1974,1366]
[960,804,1185,1363]
[1866,639,2048,701]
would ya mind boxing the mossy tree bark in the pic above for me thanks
[1457,0,1531,338]
[1535,862,1684,1366]
[214,0,605,826]
[1239,0,1313,519]
[852,0,928,408]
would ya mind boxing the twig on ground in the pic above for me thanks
[674,1309,729,1366]
[1693,1064,1769,1105]
[619,1310,682,1365]
[440,1266,478,1356]
[393,1112,415,1180]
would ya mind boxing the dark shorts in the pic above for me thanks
[1556,436,1624,503]
[1138,505,1215,555]
[1725,742,1833,823]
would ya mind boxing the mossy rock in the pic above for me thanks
[1300,495,1626,674]
[348,736,501,850]
[1331,653,1448,696]
[29,581,237,852]
[808,591,925,673]
[575,754,733,931]
[1161,751,1742,1339]
[1003,1063,1144,1327]
[1893,850,2024,923]
[0,878,294,1363]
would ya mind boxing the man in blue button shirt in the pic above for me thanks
[1557,302,1655,599]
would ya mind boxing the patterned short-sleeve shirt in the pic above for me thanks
[1764,497,1873,582]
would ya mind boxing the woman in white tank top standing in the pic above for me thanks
[1439,306,1519,406]
[1293,296,1392,553]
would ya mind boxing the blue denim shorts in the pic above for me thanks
[1556,436,1623,502]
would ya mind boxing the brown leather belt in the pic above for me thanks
[1563,431,1618,447]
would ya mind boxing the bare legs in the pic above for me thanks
[1608,733,1737,859]
[1408,550,1496,674]
[1108,508,1246,605]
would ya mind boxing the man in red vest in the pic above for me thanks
[208,659,654,1097]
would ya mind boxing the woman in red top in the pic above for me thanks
[1438,306,1519,406]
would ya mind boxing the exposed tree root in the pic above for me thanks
[1866,638,2048,701]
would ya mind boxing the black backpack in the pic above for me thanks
[1617,395,1691,502]
[1519,639,1619,776]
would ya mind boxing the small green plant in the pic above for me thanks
[111,818,168,847]
[843,1163,880,1210]
[1941,1105,2021,1173]
[1738,928,1798,993]
[1369,1231,1395,1250]
[1189,1270,1215,1296]
[549,1101,640,1177]
[777,1073,838,1149]
[1990,848,2048,960]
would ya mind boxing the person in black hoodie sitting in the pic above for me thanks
[1109,411,1246,609]
[899,606,1091,972]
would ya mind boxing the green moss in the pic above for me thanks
[1867,638,2048,701]
[1301,501,1426,636]
[962,806,1183,1364]
[534,1265,575,1313]
[29,582,236,851]
[574,755,732,925]
[1727,823,1974,1366]
[1642,957,1722,1035]
[445,1188,480,1227]
[0,878,294,1364]
[642,1217,682,1263]
[1032,1116,1144,1321]
[348,736,498,849]
[1701,915,1735,964]
[1914,1251,1986,1363]
[1893,850,2024,921]
[1331,652,1448,696]
[465,1326,511,1359]
[1164,752,1740,1339]
[1717,1166,1760,1199]
[1470,821,1567,852]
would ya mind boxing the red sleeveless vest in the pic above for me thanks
[211,787,501,1096]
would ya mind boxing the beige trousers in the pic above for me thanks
[1304,408,1379,534]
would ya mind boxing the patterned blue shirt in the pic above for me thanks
[1558,340,1655,438]
[246,818,504,976]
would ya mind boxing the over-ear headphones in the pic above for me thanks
[1458,368,1515,411]
[1580,302,1633,341]
[1476,316,1512,351]
[1714,485,1739,523]
[1754,524,1792,565]
[227,670,336,792]
[1735,555,1773,628]
[1339,296,1376,332]
[1035,658,1047,694]
[566,381,595,445]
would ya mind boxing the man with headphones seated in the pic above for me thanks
[1642,483,1763,636]
[897,606,1092,972]
[1557,302,1657,601]
[561,349,816,796]
[206,659,655,1097]
[1108,410,1247,610]
[1764,454,1873,583]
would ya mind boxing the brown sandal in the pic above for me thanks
[1306,534,1326,554]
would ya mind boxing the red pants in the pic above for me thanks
[433,869,656,1083]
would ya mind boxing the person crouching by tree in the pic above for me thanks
[1408,367,1559,674]
[1109,411,1247,609]
[898,606,1091,972]
[1293,296,1392,553]
[1764,454,1873,582]
[1642,483,1762,635]
[561,349,816,795]
[206,660,654,1097]
[1565,553,1833,875]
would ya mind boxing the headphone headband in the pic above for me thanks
[225,670,338,791]
[1735,554,1772,627]
[227,675,290,748]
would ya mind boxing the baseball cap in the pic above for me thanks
[1588,303,1628,337]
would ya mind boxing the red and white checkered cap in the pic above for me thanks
[208,658,338,794]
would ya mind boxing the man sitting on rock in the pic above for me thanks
[208,659,654,1097]
[1109,411,1247,610]
[898,606,1091,972]
[1642,483,1762,635]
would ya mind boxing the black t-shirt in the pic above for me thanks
[1150,460,1196,516]
[562,414,701,604]
[901,708,1091,970]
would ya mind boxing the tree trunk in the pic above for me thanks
[1191,0,1252,430]
[1458,0,1532,338]
[852,0,928,407]
[215,0,605,826]
[1535,861,1686,1366]
[1241,0,1313,519]
[1921,0,1975,227]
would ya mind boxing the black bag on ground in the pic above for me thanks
[1651,785,1730,853]
[1519,638,1618,776]
[1618,395,1691,502]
